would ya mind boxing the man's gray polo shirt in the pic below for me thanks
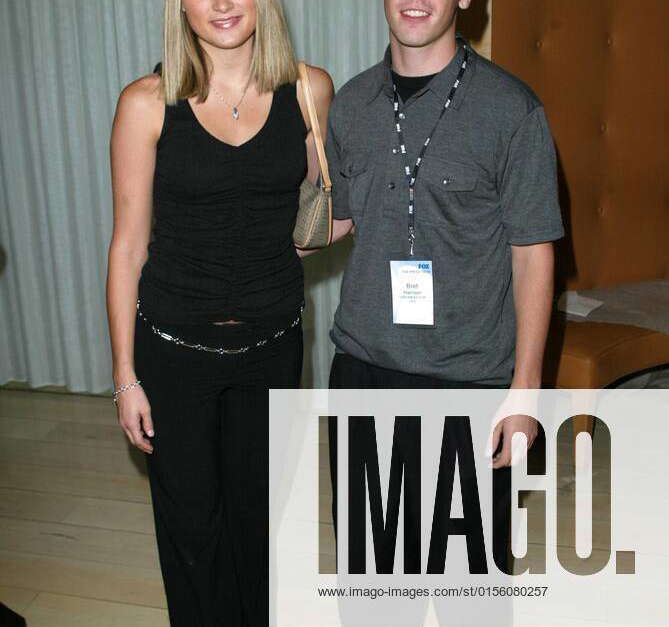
[326,35,565,385]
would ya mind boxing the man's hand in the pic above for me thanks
[489,413,538,469]
[486,387,540,468]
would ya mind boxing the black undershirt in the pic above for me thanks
[391,70,438,103]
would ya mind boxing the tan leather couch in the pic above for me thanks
[492,0,669,406]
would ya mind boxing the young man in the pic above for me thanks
[327,0,564,575]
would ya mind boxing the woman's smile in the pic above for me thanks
[210,15,243,30]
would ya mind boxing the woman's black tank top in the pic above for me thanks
[138,82,308,326]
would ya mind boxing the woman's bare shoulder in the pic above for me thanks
[296,63,334,134]
[113,74,165,139]
[303,64,334,101]
[118,74,164,111]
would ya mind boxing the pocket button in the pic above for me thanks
[341,151,370,178]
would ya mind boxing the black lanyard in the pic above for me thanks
[392,45,469,256]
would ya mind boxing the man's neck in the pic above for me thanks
[389,29,458,77]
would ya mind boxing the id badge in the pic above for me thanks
[389,260,435,327]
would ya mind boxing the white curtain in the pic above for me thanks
[0,0,389,393]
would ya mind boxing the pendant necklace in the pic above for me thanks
[211,76,252,121]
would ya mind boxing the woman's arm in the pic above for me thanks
[106,74,163,453]
[297,64,334,185]
[295,65,350,257]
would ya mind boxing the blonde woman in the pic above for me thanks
[106,1,333,624]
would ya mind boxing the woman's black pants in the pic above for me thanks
[134,311,303,627]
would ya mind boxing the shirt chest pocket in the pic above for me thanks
[340,150,374,221]
[415,156,479,227]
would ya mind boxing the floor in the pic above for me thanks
[0,388,336,626]
[0,389,169,626]
[1,367,665,625]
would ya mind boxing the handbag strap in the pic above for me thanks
[298,62,332,193]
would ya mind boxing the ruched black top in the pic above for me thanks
[138,82,308,326]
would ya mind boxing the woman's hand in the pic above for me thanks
[295,218,354,257]
[115,385,154,454]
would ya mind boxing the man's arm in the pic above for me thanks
[491,105,564,468]
[491,242,553,468]
[510,241,555,389]
[498,104,564,388]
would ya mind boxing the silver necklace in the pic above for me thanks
[210,76,252,120]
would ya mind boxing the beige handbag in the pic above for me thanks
[294,61,333,249]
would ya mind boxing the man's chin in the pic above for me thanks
[394,34,438,49]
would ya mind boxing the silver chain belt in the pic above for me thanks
[136,299,303,355]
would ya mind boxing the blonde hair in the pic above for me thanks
[161,0,298,104]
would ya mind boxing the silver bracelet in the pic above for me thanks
[113,379,142,405]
